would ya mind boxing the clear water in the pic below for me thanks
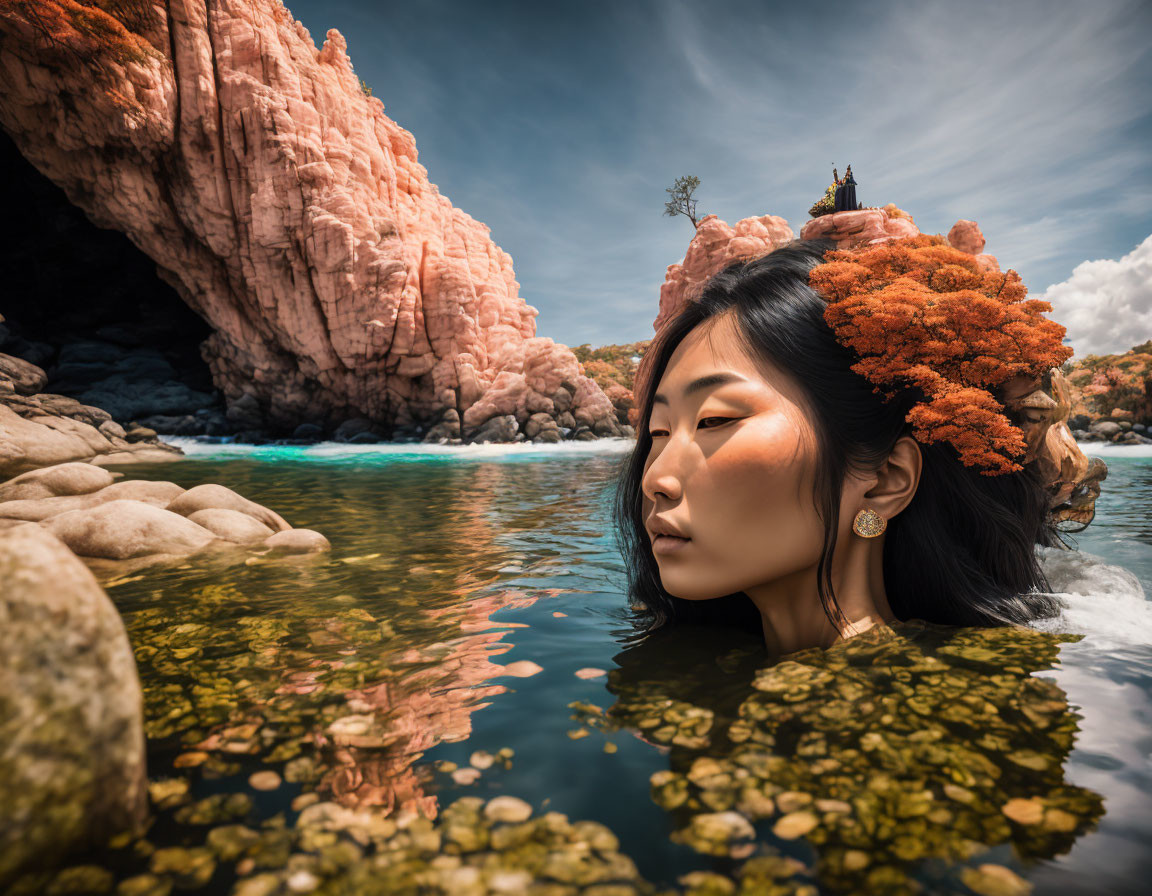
[22,439,1152,895]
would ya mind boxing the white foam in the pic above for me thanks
[160,436,634,461]
[1033,545,1152,647]
[1073,440,1152,458]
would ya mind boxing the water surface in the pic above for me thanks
[19,439,1152,895]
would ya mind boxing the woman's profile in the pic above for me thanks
[612,235,1094,654]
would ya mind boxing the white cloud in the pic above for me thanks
[1042,234,1152,357]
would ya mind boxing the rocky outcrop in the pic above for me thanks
[946,218,987,255]
[656,214,795,333]
[1,344,183,478]
[798,204,920,249]
[799,206,1001,272]
[0,462,330,564]
[0,522,148,886]
[0,1,623,443]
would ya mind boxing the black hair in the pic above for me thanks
[611,238,1065,636]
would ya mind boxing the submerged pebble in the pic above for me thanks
[248,771,282,791]
[452,768,482,785]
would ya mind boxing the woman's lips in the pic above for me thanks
[652,533,692,554]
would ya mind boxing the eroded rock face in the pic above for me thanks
[655,214,795,333]
[798,205,921,249]
[0,523,148,885]
[0,1,620,442]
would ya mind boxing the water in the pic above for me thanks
[20,440,1152,895]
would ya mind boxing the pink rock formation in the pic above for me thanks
[799,206,920,248]
[658,206,1009,333]
[656,214,795,332]
[947,219,986,255]
[0,1,619,440]
[945,218,999,272]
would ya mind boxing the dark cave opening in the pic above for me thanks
[0,127,232,436]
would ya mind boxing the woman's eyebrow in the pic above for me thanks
[652,372,748,406]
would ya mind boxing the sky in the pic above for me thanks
[284,0,1152,358]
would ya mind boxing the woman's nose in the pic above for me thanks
[642,440,685,503]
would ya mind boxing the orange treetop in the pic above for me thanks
[808,233,1074,475]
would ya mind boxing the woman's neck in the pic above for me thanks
[743,538,894,654]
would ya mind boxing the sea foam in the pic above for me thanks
[161,436,634,462]
[1034,545,1152,647]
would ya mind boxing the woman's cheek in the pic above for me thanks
[702,426,817,554]
[707,422,804,503]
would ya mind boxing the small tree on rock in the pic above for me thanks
[664,175,701,228]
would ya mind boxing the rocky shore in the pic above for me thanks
[0,462,330,566]
[0,455,330,882]
[0,349,183,475]
[1069,415,1152,445]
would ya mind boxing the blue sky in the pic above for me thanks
[284,0,1152,357]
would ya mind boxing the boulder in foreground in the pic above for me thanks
[0,523,148,885]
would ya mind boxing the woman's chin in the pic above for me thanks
[661,580,729,602]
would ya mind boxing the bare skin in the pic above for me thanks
[641,311,923,654]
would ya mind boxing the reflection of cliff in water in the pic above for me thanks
[120,458,574,824]
[599,621,1104,894]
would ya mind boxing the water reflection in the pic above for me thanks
[601,621,1105,894]
[108,456,591,836]
[10,449,1138,895]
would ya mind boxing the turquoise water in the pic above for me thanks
[25,439,1152,895]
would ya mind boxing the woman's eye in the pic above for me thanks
[648,417,735,437]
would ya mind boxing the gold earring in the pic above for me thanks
[853,507,886,537]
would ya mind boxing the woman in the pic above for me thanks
[612,235,1076,653]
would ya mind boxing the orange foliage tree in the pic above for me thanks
[808,234,1074,475]
[0,1,162,118]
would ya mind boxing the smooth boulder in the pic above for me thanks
[166,483,291,532]
[0,460,117,503]
[0,480,185,522]
[263,528,331,554]
[0,524,148,885]
[44,499,219,560]
[187,507,275,544]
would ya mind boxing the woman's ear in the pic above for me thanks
[864,435,922,520]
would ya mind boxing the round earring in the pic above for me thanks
[852,507,887,538]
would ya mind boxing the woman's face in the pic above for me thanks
[641,313,828,601]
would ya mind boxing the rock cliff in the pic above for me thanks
[0,1,622,442]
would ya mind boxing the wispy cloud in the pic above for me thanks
[289,0,1152,347]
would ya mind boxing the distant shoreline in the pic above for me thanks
[148,435,1150,461]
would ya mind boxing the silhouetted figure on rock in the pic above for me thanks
[834,165,857,212]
